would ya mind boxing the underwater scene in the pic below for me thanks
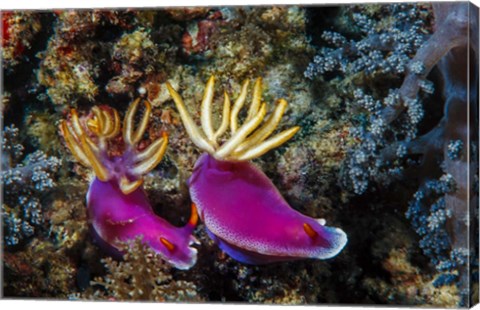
[1,2,479,307]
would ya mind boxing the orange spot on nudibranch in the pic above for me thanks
[189,203,199,227]
[303,223,318,239]
[160,237,176,252]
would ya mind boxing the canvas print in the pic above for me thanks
[1,1,479,307]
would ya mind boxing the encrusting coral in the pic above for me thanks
[37,10,137,106]
[78,238,202,301]
[106,28,159,95]
[2,11,42,69]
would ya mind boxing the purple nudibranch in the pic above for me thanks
[61,100,199,270]
[167,76,348,264]
[86,178,199,270]
[190,153,347,264]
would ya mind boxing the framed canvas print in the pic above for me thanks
[1,1,479,308]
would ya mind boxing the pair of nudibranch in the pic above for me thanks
[60,76,347,270]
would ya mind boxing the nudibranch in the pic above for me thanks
[60,99,199,270]
[166,76,348,264]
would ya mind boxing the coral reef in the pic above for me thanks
[305,4,431,79]
[4,238,78,297]
[2,3,477,307]
[306,2,478,305]
[78,239,202,301]
[36,10,136,106]
[364,248,460,306]
[106,28,159,95]
[203,7,312,82]
[2,11,42,69]
[306,3,434,195]
[2,126,87,299]
[2,125,61,246]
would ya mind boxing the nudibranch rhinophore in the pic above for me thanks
[167,76,348,264]
[60,99,199,270]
